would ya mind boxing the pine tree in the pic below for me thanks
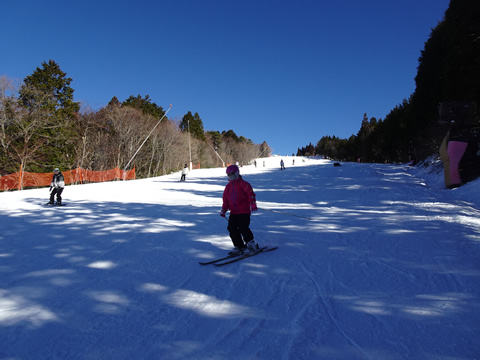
[20,60,79,117]
[180,111,206,140]
[207,131,222,150]
[122,94,165,119]
[17,60,80,171]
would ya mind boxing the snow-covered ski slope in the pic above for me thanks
[1,157,479,360]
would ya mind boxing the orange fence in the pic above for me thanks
[0,167,136,191]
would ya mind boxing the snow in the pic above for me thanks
[1,156,479,360]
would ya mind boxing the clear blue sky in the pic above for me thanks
[2,0,449,155]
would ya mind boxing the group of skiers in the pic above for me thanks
[46,162,259,255]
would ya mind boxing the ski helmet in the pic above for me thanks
[226,165,239,174]
[226,165,240,180]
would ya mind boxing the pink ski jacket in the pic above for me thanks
[222,177,256,215]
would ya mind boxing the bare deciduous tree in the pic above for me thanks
[104,105,151,169]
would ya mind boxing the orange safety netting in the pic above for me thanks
[0,167,136,191]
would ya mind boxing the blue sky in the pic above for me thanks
[2,0,449,155]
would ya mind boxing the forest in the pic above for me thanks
[0,63,271,178]
[298,0,480,164]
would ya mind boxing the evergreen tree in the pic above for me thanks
[222,129,239,142]
[411,0,480,156]
[108,96,121,108]
[20,60,80,118]
[305,1,480,163]
[180,111,206,140]
[122,94,165,119]
[206,131,222,150]
[18,60,80,171]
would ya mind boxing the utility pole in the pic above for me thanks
[188,119,192,171]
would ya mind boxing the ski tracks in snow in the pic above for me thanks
[288,257,373,359]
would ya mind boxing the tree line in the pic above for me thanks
[0,61,271,178]
[298,0,480,164]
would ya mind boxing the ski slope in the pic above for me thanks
[1,157,479,360]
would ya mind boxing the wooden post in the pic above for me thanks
[18,163,23,191]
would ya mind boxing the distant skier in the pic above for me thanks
[48,168,65,205]
[180,164,188,181]
[220,165,258,255]
[280,159,285,170]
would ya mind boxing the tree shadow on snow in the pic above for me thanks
[0,162,479,359]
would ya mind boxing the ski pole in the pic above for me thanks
[258,207,312,220]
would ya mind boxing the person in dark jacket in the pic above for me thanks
[48,168,65,205]
[220,165,258,255]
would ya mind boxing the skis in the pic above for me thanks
[198,252,241,265]
[199,246,278,266]
[44,203,67,207]
[215,246,277,266]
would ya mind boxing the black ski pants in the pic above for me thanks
[227,213,254,248]
[50,187,63,203]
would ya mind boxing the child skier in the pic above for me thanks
[220,165,259,255]
[48,168,65,205]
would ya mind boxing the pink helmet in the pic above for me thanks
[226,165,239,174]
